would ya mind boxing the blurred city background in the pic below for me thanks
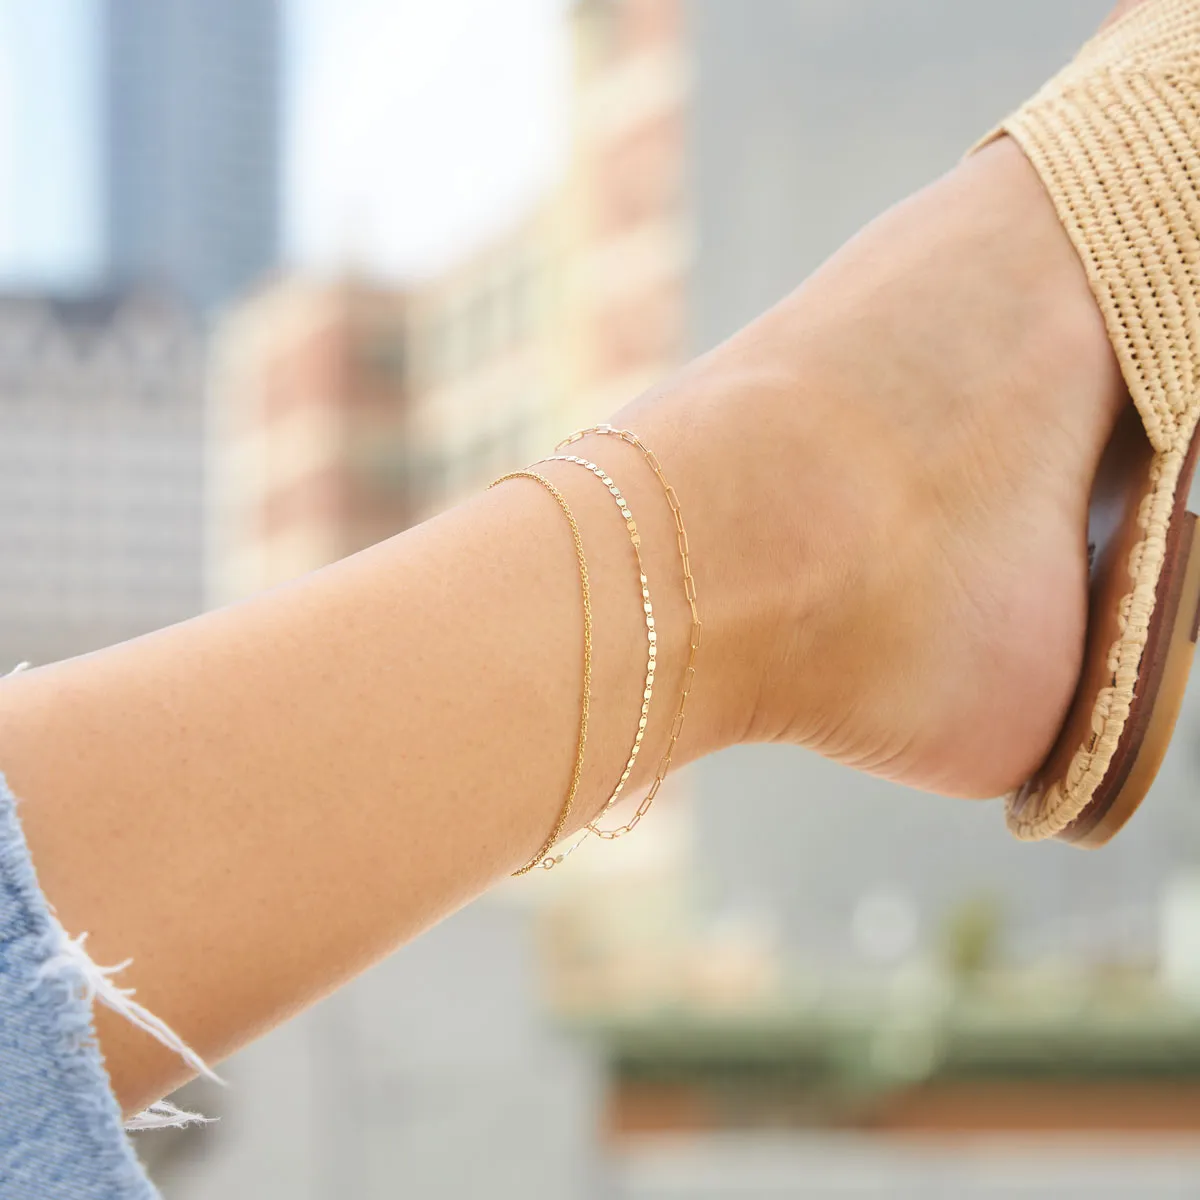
[4,0,1200,1196]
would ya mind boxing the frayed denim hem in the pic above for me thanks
[0,773,161,1199]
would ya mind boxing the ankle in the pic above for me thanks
[623,348,867,755]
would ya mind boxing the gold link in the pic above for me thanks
[555,423,702,844]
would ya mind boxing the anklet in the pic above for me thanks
[489,470,592,875]
[537,455,657,862]
[556,425,701,840]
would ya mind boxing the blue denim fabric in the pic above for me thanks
[0,775,160,1199]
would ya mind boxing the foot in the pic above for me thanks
[626,98,1132,798]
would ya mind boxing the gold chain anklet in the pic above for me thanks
[489,470,592,874]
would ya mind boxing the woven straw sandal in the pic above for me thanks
[978,0,1200,847]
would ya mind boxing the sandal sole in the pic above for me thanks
[1039,428,1200,846]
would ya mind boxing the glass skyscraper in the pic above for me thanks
[102,0,281,312]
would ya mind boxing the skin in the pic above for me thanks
[0,1,1149,1119]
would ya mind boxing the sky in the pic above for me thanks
[0,0,569,287]
[287,0,568,279]
[0,0,100,284]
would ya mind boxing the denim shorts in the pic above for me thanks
[0,774,161,1198]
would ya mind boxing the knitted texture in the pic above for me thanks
[987,0,1200,838]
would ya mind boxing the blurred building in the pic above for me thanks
[208,250,552,602]
[211,202,567,607]
[399,204,565,524]
[102,0,281,312]
[208,278,410,603]
[0,0,283,667]
[565,0,690,416]
[0,290,204,668]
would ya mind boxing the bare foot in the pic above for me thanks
[623,68,1135,798]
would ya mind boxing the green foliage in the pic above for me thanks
[940,893,1003,981]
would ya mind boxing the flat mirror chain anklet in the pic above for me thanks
[534,454,657,866]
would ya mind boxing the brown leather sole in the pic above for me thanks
[1011,411,1200,846]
